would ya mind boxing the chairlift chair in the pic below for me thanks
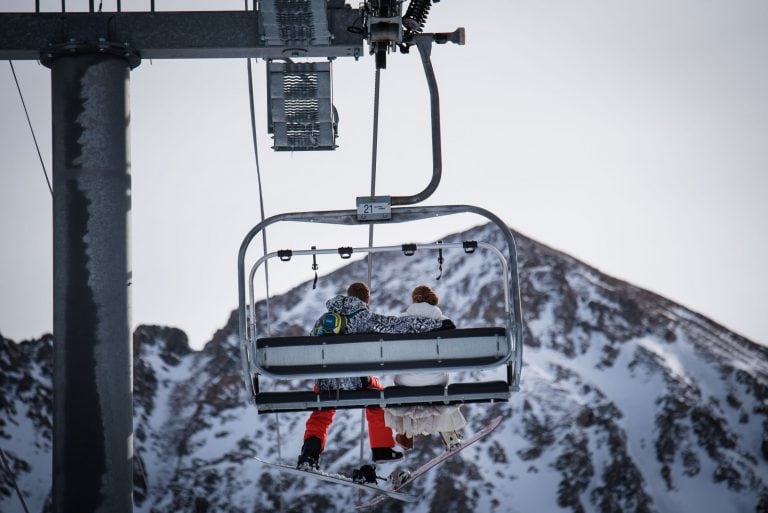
[238,205,523,414]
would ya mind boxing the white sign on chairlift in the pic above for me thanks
[356,195,392,221]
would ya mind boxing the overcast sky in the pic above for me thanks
[1,0,767,350]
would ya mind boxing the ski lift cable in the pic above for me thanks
[244,2,285,506]
[246,57,272,337]
[8,60,52,197]
[244,1,286,506]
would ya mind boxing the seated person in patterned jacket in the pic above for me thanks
[296,282,447,471]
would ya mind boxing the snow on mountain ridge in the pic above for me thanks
[1,223,767,513]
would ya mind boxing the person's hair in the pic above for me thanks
[412,285,439,306]
[347,282,371,303]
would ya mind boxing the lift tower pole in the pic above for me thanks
[48,48,137,513]
[0,5,363,513]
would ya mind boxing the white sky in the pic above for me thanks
[1,0,767,350]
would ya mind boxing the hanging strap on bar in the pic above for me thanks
[436,240,444,280]
[311,246,319,289]
[339,247,353,259]
[463,240,478,254]
[402,243,417,256]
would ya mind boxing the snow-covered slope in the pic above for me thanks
[2,223,767,513]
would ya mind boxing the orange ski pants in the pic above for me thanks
[303,376,394,450]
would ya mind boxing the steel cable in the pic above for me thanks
[246,58,272,336]
[8,61,52,197]
[244,10,284,507]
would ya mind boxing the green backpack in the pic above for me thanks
[311,312,348,336]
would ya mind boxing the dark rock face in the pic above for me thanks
[0,334,53,505]
[2,223,768,513]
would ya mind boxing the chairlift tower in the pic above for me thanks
[0,2,365,511]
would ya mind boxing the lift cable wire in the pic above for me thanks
[244,2,284,505]
[246,57,272,337]
[8,61,52,197]
[0,447,31,513]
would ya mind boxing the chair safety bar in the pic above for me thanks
[255,327,508,379]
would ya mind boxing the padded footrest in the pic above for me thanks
[254,391,318,404]
[253,380,511,414]
[336,389,382,401]
[447,381,509,395]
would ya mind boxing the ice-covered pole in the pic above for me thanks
[49,50,135,513]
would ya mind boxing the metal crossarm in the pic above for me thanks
[0,8,363,61]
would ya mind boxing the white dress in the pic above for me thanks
[383,303,466,436]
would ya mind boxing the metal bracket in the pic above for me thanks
[367,15,403,45]
[40,40,141,69]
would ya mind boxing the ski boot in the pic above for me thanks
[395,433,414,450]
[439,430,463,452]
[371,447,403,463]
[352,464,378,484]
[296,437,321,471]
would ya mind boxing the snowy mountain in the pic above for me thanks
[2,223,767,513]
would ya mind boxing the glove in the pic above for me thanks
[440,319,456,330]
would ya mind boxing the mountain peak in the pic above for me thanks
[3,222,767,513]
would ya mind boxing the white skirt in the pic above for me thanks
[386,372,465,435]
[384,405,466,436]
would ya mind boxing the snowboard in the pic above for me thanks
[254,457,419,503]
[356,415,503,509]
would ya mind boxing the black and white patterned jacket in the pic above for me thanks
[325,295,444,335]
[315,295,444,391]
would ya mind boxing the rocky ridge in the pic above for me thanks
[1,223,767,513]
